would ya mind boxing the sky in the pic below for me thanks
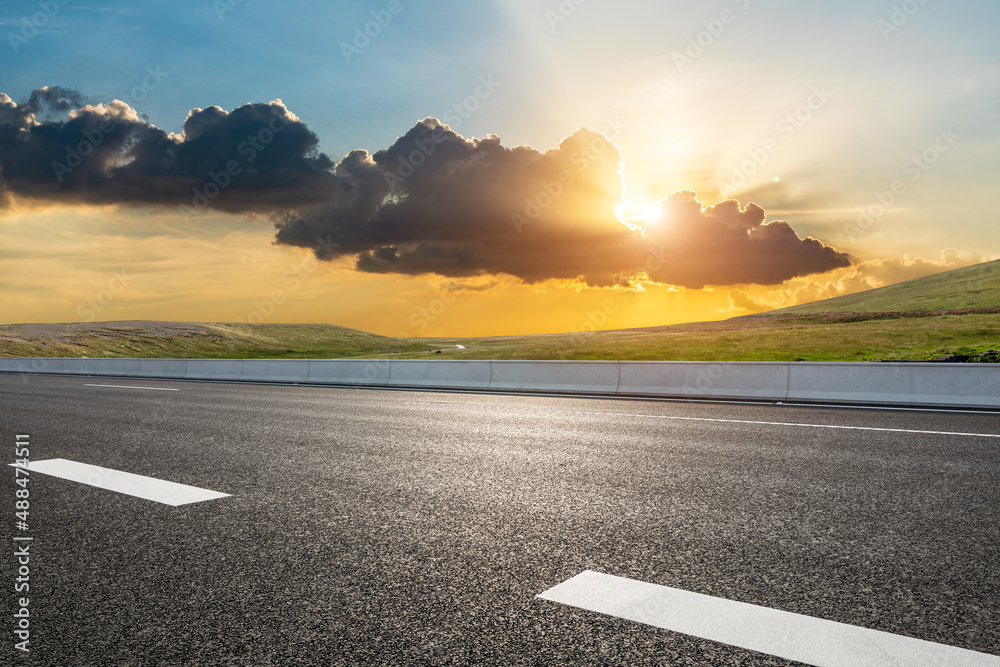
[1,0,998,336]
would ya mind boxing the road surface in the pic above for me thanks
[2,374,998,665]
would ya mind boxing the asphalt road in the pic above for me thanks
[2,373,999,665]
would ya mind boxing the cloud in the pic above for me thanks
[787,250,989,305]
[275,118,648,286]
[0,89,339,213]
[438,278,504,294]
[1,87,852,288]
[642,191,852,288]
[275,120,851,287]
[26,86,88,116]
[725,249,999,313]
[727,288,770,313]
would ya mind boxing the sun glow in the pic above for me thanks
[615,197,663,228]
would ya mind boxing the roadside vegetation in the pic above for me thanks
[3,260,999,362]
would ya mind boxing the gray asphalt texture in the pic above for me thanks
[2,373,999,666]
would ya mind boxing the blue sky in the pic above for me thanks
[7,1,997,164]
[1,0,999,332]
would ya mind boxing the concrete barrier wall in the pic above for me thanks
[185,359,243,381]
[787,362,1000,408]
[388,360,491,390]
[618,361,788,400]
[44,358,101,375]
[240,359,310,383]
[488,360,620,394]
[5,358,100,375]
[2,357,998,409]
[97,358,141,376]
[306,360,390,386]
[137,359,188,379]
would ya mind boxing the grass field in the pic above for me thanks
[3,260,999,362]
[765,258,1000,315]
[406,313,1000,362]
[0,322,429,359]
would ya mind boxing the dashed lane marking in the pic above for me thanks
[84,384,180,391]
[10,459,229,506]
[404,400,1000,438]
[538,570,1000,666]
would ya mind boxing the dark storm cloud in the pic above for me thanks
[0,88,852,287]
[0,88,340,212]
[26,86,88,115]
[644,191,853,288]
[275,118,647,286]
[276,118,851,286]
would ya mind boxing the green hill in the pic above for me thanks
[0,321,433,359]
[764,259,1000,316]
[2,261,999,363]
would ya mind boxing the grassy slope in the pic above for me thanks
[764,259,1000,315]
[403,260,1000,361]
[0,322,432,359]
[405,314,1000,361]
[2,261,999,361]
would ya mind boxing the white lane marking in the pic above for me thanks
[770,402,1000,416]
[10,459,229,506]
[538,571,1000,667]
[84,383,180,391]
[380,385,1000,415]
[403,400,1000,439]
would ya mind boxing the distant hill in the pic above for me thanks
[2,261,999,362]
[763,259,1000,316]
[0,321,432,359]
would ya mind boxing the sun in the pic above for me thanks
[643,202,662,221]
[615,198,663,227]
